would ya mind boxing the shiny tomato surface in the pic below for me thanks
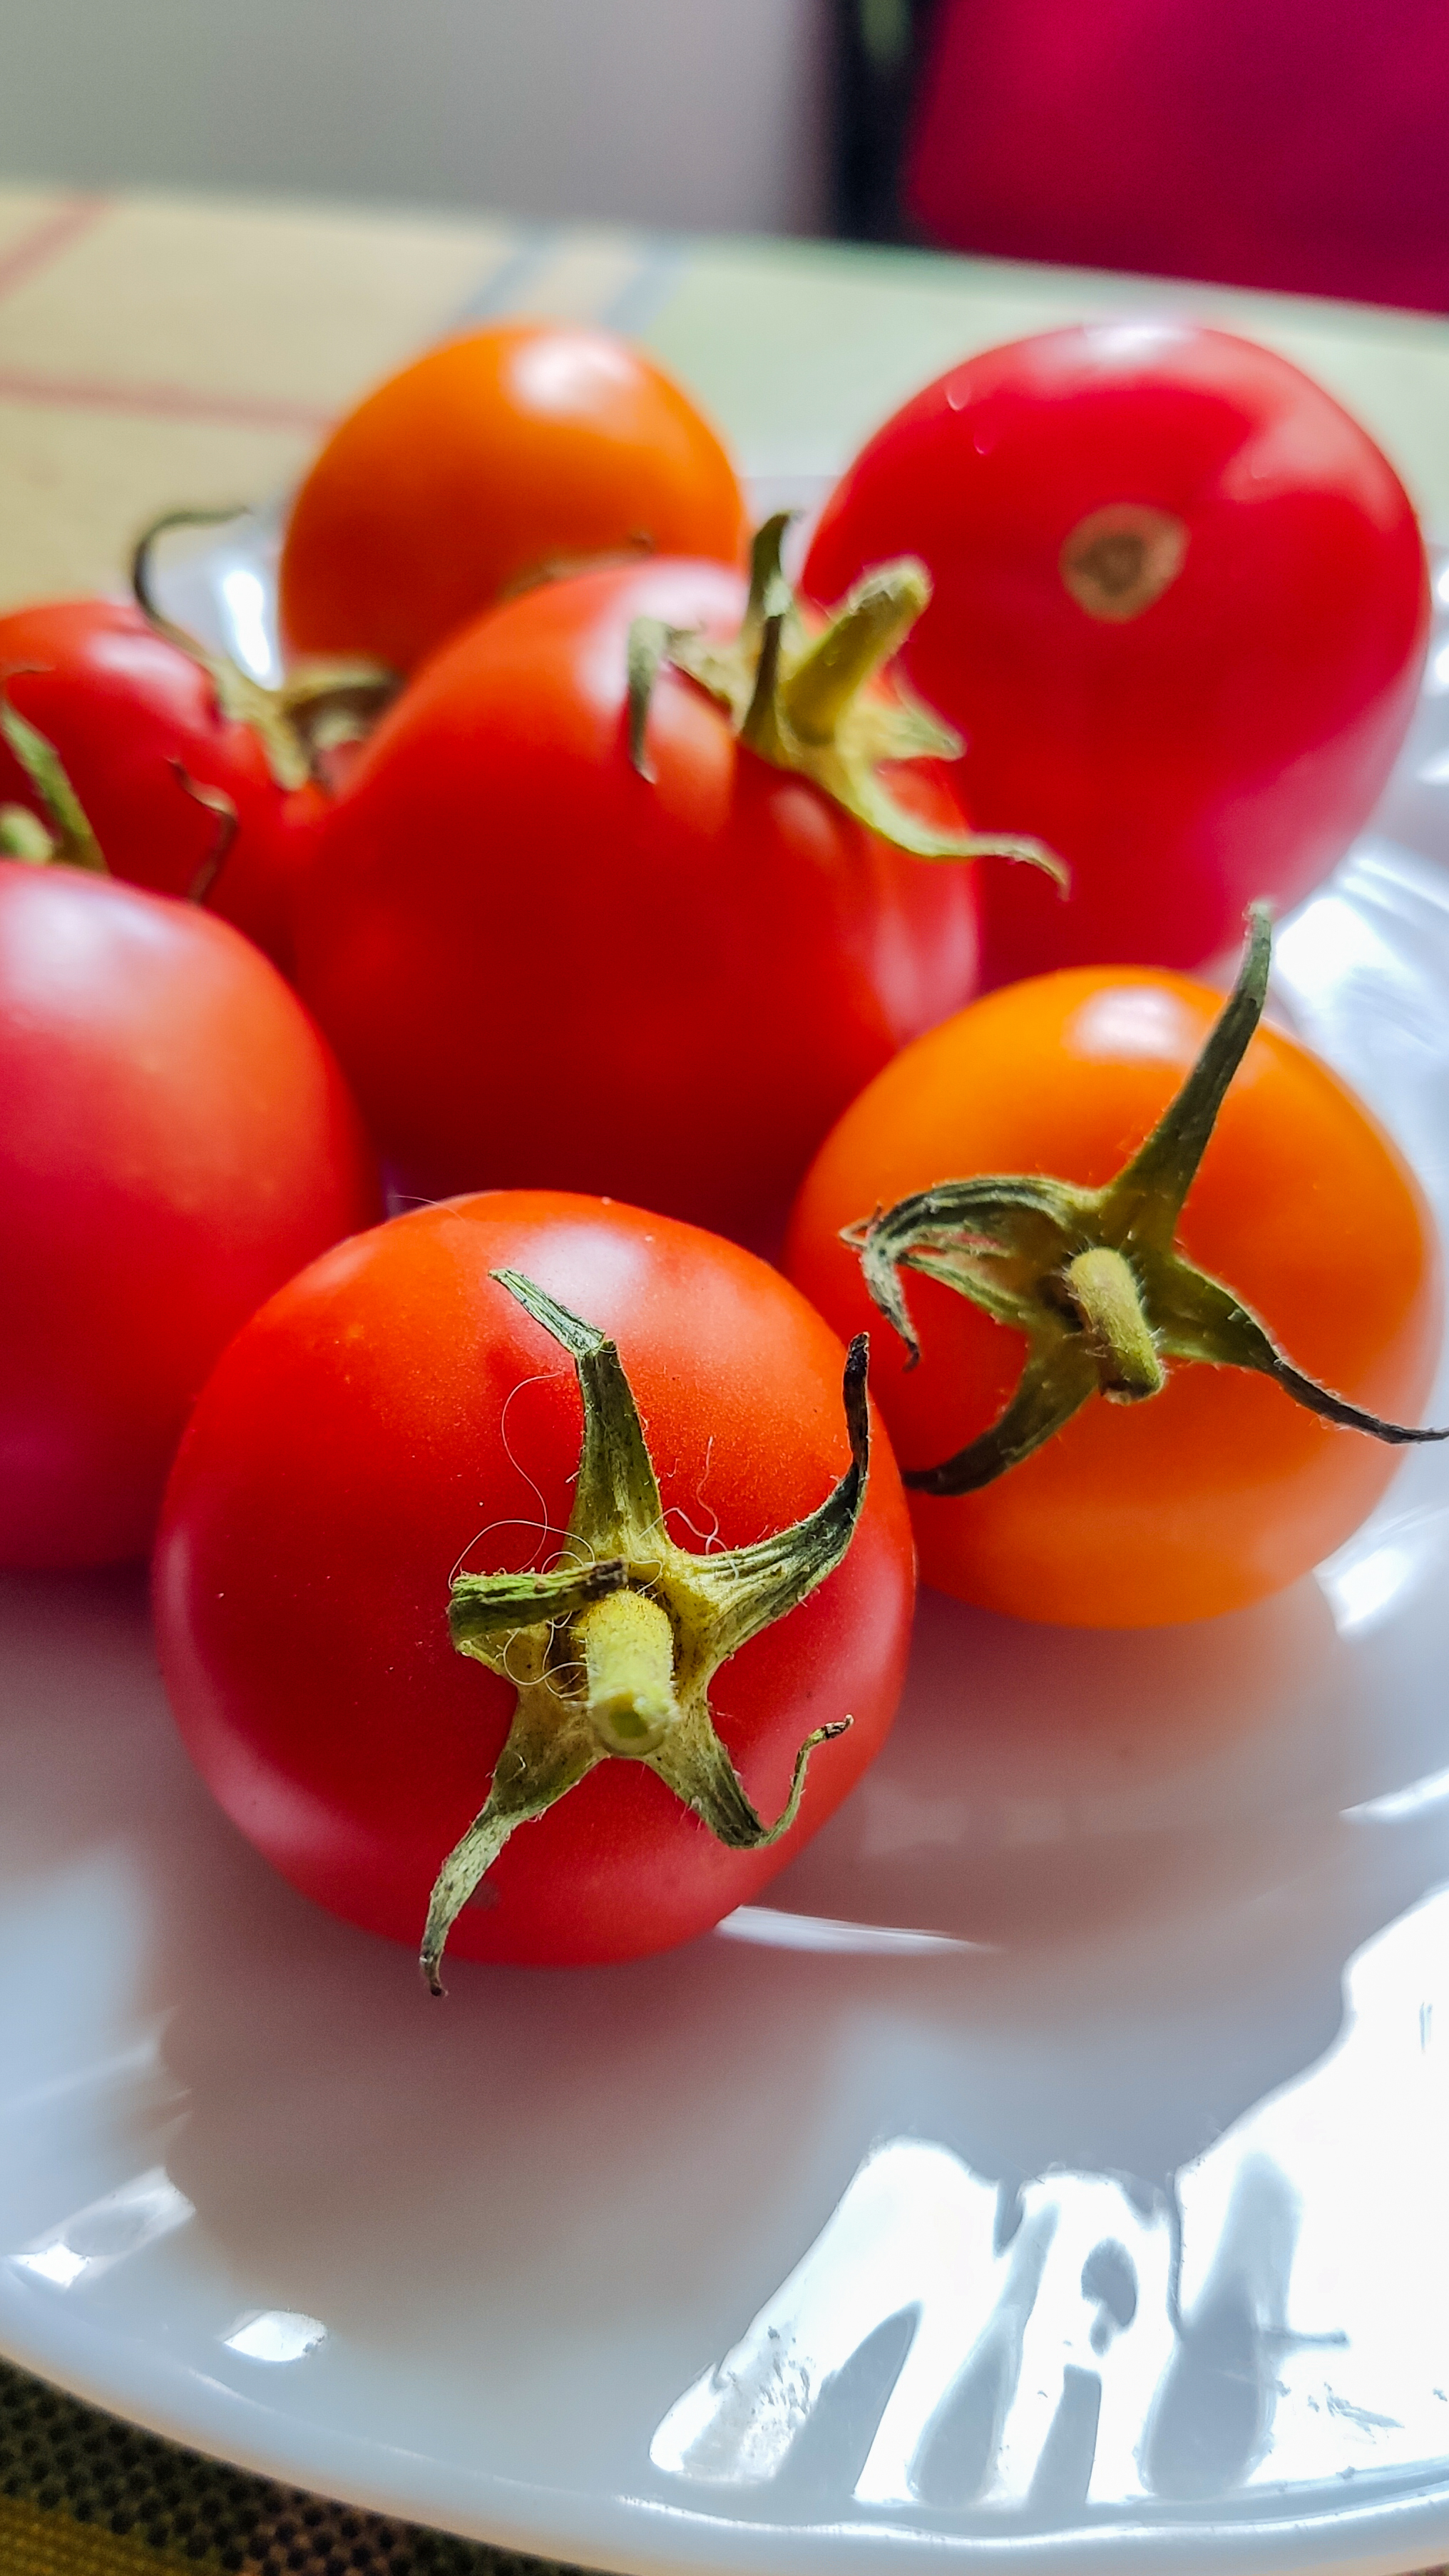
[804,323,1429,983]
[292,558,980,1244]
[0,864,379,1568]
[154,1193,916,1966]
[787,966,1443,1626]
[0,598,317,969]
[279,322,745,673]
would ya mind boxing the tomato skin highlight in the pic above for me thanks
[279,323,746,675]
[0,598,317,970]
[153,1193,916,1967]
[804,323,1430,983]
[785,967,1443,1627]
[0,864,380,1569]
[292,558,981,1244]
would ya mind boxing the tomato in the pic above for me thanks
[0,598,330,971]
[153,1192,916,1970]
[786,931,1443,1626]
[292,551,991,1245]
[0,862,379,1568]
[804,322,1430,984]
[278,322,747,675]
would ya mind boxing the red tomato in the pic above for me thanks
[0,863,379,1568]
[279,322,745,675]
[153,1193,916,1968]
[786,961,1442,1626]
[0,598,322,970]
[291,557,981,1246]
[804,323,1429,983]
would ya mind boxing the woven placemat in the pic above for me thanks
[0,2357,598,2576]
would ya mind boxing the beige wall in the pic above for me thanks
[0,0,830,235]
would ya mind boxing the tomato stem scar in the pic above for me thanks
[1060,502,1189,623]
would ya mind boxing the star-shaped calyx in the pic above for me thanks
[421,1271,871,1993]
[849,906,1448,1495]
[628,513,1064,872]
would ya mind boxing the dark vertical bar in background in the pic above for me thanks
[831,0,943,240]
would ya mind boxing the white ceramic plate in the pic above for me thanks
[6,532,1449,2576]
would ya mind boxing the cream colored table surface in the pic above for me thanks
[1,184,1449,610]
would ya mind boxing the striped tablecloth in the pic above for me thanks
[4,181,1449,2576]
[4,182,1449,613]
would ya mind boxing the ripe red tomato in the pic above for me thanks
[292,556,983,1244]
[0,598,323,971]
[0,863,379,1568]
[153,1193,916,1969]
[804,322,1429,983]
[279,322,746,675]
[786,953,1442,1626]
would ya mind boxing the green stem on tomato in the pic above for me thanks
[0,804,56,864]
[846,904,1449,1496]
[420,1274,869,1994]
[625,513,1066,876]
[131,506,399,789]
[0,687,107,873]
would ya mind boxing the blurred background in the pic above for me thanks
[3,0,1448,614]
[0,0,1445,310]
[0,0,834,237]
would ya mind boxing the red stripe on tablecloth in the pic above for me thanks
[0,195,111,303]
[0,367,333,433]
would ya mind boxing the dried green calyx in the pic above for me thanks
[133,508,399,789]
[849,905,1448,1496]
[421,1271,871,1993]
[628,513,1064,872]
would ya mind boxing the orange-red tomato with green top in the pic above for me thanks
[785,964,1443,1627]
[154,1192,916,1966]
[291,555,983,1245]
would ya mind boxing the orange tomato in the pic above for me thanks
[786,964,1443,1627]
[278,322,745,674]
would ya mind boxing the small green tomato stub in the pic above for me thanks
[419,1271,871,1993]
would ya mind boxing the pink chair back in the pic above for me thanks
[906,0,1449,310]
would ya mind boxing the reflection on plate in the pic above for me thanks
[4,531,1449,2576]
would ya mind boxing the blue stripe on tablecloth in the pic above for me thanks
[595,236,688,337]
[447,225,565,324]
[443,228,685,341]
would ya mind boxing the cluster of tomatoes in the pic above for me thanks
[2,313,1440,1980]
